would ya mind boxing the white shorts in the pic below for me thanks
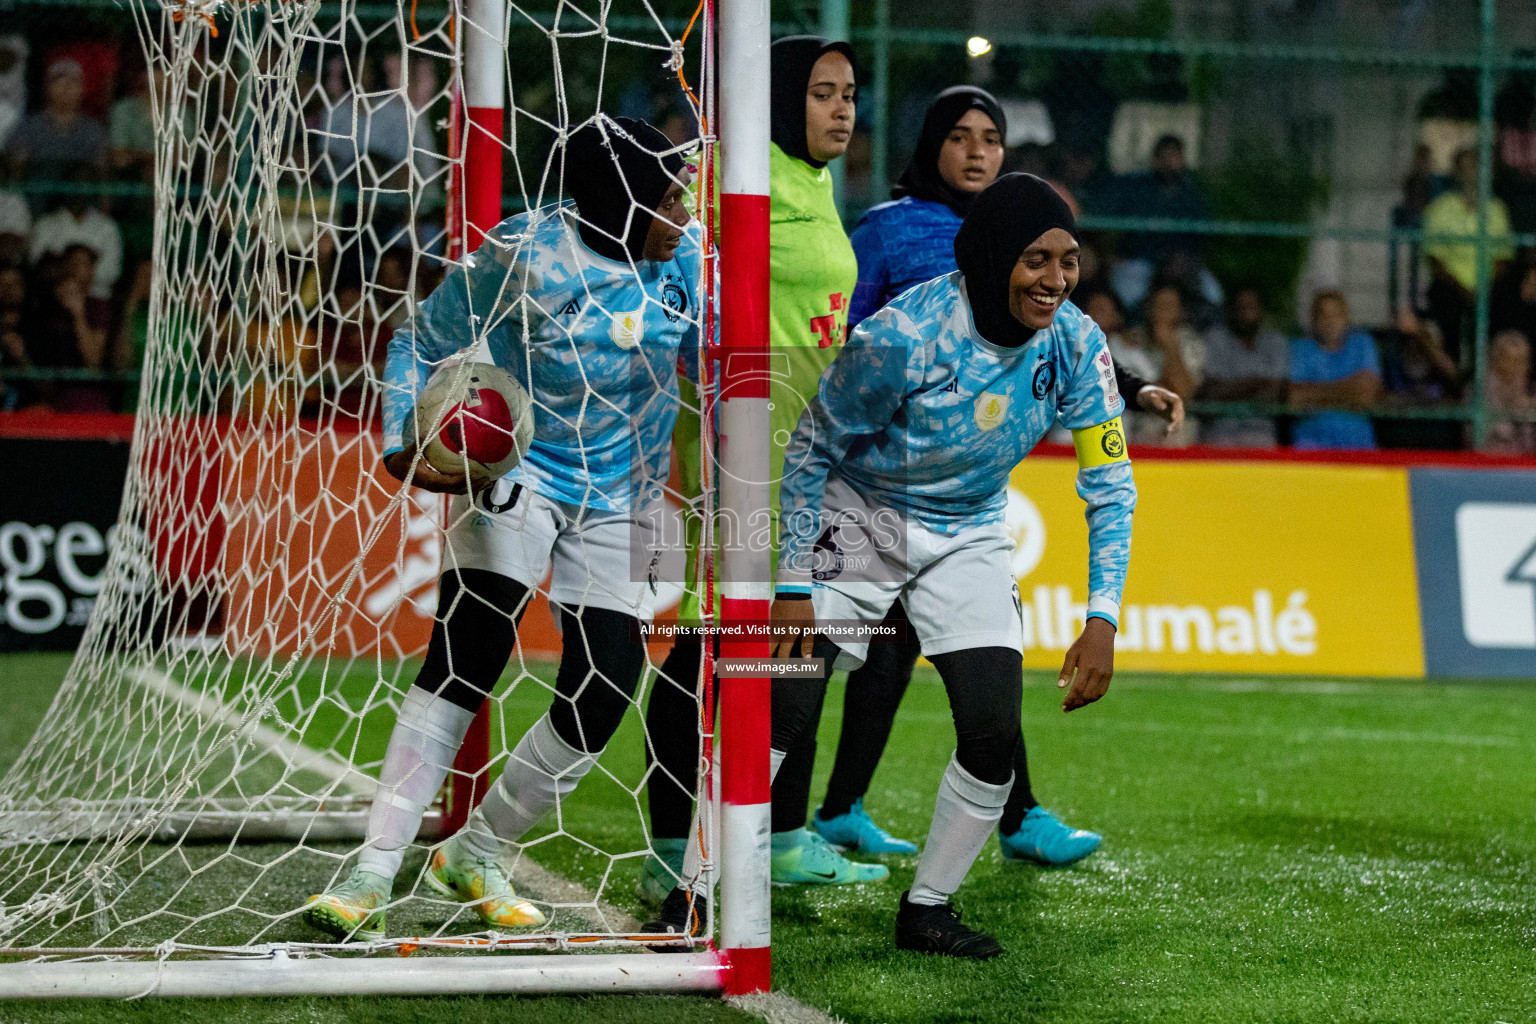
[443,477,663,621]
[809,476,1021,670]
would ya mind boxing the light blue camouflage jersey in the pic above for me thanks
[382,204,704,513]
[777,271,1136,626]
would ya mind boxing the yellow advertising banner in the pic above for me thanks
[1008,456,1425,677]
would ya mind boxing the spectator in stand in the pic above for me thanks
[110,62,161,308]
[1109,284,1204,447]
[1198,286,1288,448]
[1399,143,1440,221]
[316,250,388,419]
[0,163,29,269]
[0,41,23,148]
[1289,290,1381,450]
[318,52,437,190]
[1494,60,1536,233]
[1060,143,1109,208]
[321,53,348,105]
[4,59,108,178]
[1422,146,1514,365]
[0,35,27,127]
[296,228,338,312]
[374,246,414,330]
[25,246,123,412]
[0,263,29,409]
[1383,308,1461,405]
[1482,328,1535,455]
[110,63,157,179]
[1096,134,1222,314]
[30,166,123,300]
[1492,249,1536,357]
[1082,288,1125,347]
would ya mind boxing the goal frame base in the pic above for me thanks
[0,950,727,999]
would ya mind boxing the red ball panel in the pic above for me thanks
[439,388,516,465]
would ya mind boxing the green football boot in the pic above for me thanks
[301,868,390,942]
[770,827,889,885]
[426,836,547,929]
[637,837,688,906]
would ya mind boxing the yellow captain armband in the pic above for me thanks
[1071,417,1129,468]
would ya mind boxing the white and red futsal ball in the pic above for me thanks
[410,361,533,480]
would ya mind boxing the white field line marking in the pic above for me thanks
[506,856,643,934]
[887,709,1523,748]
[128,665,377,796]
[916,674,1398,695]
[728,992,845,1024]
[1113,677,1387,695]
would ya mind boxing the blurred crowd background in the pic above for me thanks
[1,0,1534,454]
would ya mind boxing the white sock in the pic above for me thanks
[454,714,596,861]
[769,747,786,783]
[356,687,476,881]
[907,754,1012,907]
[677,743,721,897]
[671,746,781,898]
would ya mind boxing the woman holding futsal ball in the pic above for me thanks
[767,173,1135,958]
[805,87,1180,864]
[299,117,702,942]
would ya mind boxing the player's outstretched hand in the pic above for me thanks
[769,596,817,659]
[1136,384,1185,437]
[383,447,493,495]
[1059,616,1116,712]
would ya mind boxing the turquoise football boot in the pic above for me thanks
[811,799,918,855]
[999,806,1102,866]
[637,837,687,906]
[770,828,889,885]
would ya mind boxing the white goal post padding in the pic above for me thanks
[0,0,727,984]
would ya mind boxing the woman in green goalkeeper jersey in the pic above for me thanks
[639,36,882,916]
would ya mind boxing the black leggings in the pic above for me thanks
[651,623,1041,841]
[818,604,1039,832]
[644,636,711,840]
[772,637,1023,788]
[644,635,836,838]
[413,568,645,754]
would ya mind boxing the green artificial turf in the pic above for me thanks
[1,652,1533,1023]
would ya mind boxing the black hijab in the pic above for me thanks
[562,117,685,263]
[771,35,858,168]
[893,86,1007,217]
[954,172,1076,349]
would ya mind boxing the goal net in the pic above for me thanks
[0,0,731,991]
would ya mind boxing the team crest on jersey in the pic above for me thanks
[974,391,1010,431]
[611,307,644,349]
[1031,361,1056,401]
[661,275,688,323]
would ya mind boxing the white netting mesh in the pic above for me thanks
[0,0,716,959]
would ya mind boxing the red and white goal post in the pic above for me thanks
[0,0,773,1000]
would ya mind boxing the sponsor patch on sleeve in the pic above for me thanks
[1072,416,1129,468]
[1095,349,1120,405]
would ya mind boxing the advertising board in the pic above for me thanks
[1410,467,1536,679]
[1008,457,1426,677]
